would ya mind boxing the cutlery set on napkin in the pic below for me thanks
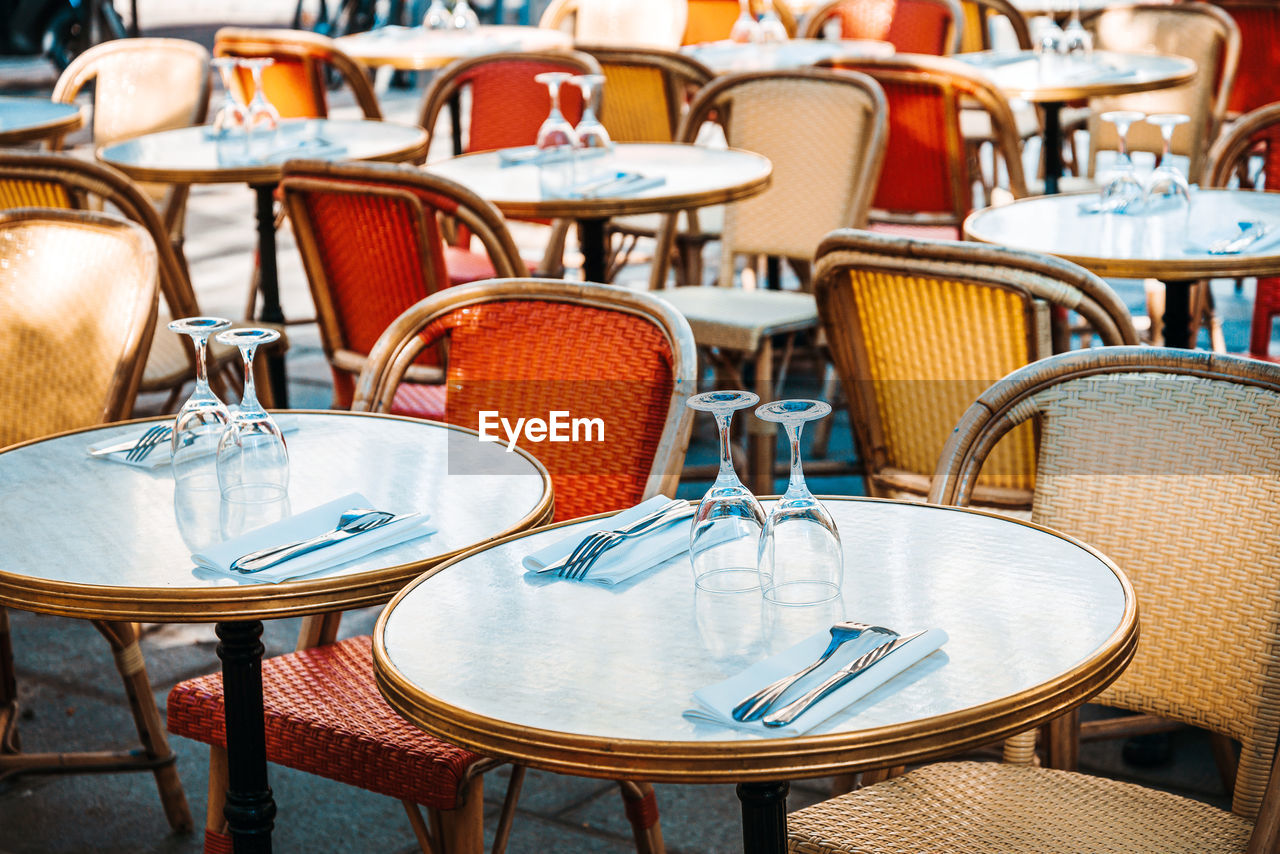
[497,146,664,198]
[87,417,300,470]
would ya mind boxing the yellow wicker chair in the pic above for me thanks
[0,208,189,832]
[51,37,210,257]
[813,228,1137,508]
[539,0,689,48]
[787,346,1280,854]
[682,0,799,44]
[648,69,887,493]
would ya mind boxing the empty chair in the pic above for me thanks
[787,346,1280,854]
[800,0,963,53]
[1209,0,1280,119]
[682,0,799,44]
[0,208,188,832]
[539,0,688,48]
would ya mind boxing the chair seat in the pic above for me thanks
[960,100,1041,142]
[866,222,963,241]
[655,286,818,352]
[166,635,486,810]
[786,761,1254,854]
[389,381,448,420]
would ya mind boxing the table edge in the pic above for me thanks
[0,103,82,146]
[954,50,1197,102]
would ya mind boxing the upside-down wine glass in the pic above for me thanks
[1144,113,1193,249]
[451,0,480,30]
[687,391,767,593]
[1099,110,1146,213]
[1061,0,1092,58]
[758,0,788,42]
[241,58,279,134]
[423,0,451,28]
[210,58,248,136]
[755,400,843,606]
[535,71,579,197]
[215,327,289,508]
[730,0,761,43]
[571,73,611,182]
[169,317,233,488]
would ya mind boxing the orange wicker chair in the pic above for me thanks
[538,0,689,48]
[812,228,1138,508]
[787,346,1280,854]
[1207,102,1280,361]
[799,0,962,53]
[1209,0,1280,120]
[819,54,1028,239]
[681,0,799,44]
[167,279,697,854]
[419,50,600,278]
[0,208,188,832]
[279,158,525,415]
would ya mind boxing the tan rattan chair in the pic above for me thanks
[51,38,210,254]
[800,0,963,53]
[0,208,188,832]
[648,69,887,491]
[814,228,1138,507]
[167,278,696,854]
[681,0,800,44]
[787,346,1280,854]
[539,0,689,48]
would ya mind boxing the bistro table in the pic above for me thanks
[0,412,553,854]
[965,189,1280,347]
[426,141,772,282]
[335,24,572,72]
[97,118,429,407]
[683,38,894,73]
[0,95,82,146]
[953,50,1196,194]
[374,497,1137,854]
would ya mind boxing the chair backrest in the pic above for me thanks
[651,69,887,289]
[682,0,800,44]
[418,51,599,154]
[816,228,1137,504]
[800,0,963,54]
[1082,2,1239,184]
[213,27,382,120]
[351,278,697,522]
[959,0,1032,51]
[1206,0,1280,117]
[540,0,689,48]
[576,45,714,143]
[821,54,1027,231]
[929,346,1280,821]
[280,159,525,409]
[0,208,158,448]
[1207,101,1280,192]
[52,37,211,150]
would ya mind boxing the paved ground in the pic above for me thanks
[0,5,1257,852]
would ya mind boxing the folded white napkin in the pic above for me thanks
[684,627,948,736]
[193,492,435,583]
[88,417,299,470]
[521,495,693,586]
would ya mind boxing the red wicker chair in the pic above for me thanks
[167,279,697,854]
[1209,0,1280,120]
[279,159,526,416]
[800,0,963,53]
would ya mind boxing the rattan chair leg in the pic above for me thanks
[0,608,17,755]
[205,744,229,836]
[748,336,776,495]
[491,765,525,854]
[860,766,905,787]
[617,780,666,854]
[1003,728,1040,766]
[295,612,343,651]
[809,362,840,459]
[404,800,441,854]
[1042,709,1078,770]
[539,219,572,279]
[829,773,856,796]
[1211,733,1239,798]
[432,775,485,854]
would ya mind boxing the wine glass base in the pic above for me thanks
[693,566,761,594]
[762,580,842,607]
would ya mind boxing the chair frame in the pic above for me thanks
[815,228,1138,503]
[800,0,964,53]
[959,0,1032,51]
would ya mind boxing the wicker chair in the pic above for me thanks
[1208,0,1280,119]
[538,0,689,48]
[648,69,886,493]
[1207,102,1280,362]
[0,150,265,410]
[279,158,525,415]
[51,38,210,259]
[819,54,1027,239]
[799,0,962,53]
[681,0,800,44]
[787,346,1280,854]
[813,228,1138,508]
[418,50,600,278]
[0,208,188,832]
[167,279,697,854]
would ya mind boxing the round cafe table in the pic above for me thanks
[0,412,552,854]
[0,95,82,145]
[335,24,572,72]
[952,50,1196,194]
[97,118,429,408]
[425,141,772,283]
[965,189,1280,348]
[373,497,1137,854]
[683,38,894,73]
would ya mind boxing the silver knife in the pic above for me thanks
[231,510,408,574]
[89,428,173,456]
[761,631,928,727]
[1209,221,1270,255]
[534,500,691,574]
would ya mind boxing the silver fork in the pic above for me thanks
[547,500,687,578]
[558,502,694,581]
[125,424,174,462]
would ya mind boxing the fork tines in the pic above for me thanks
[125,424,174,462]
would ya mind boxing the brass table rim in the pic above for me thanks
[372,496,1138,783]
[424,142,773,220]
[954,50,1197,102]
[0,98,82,146]
[965,189,1280,280]
[0,411,554,622]
[96,118,430,186]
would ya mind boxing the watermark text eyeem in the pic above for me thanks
[477,410,605,452]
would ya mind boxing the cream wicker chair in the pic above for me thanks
[647,69,887,493]
[787,346,1280,854]
[539,0,689,48]
[0,208,188,832]
[813,229,1138,508]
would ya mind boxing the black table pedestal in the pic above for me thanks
[578,217,608,283]
[1042,102,1064,195]
[216,620,276,854]
[1162,279,1194,348]
[252,184,289,408]
[738,780,789,854]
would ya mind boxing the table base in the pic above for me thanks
[739,780,790,854]
[1163,280,1193,349]
[1043,102,1064,196]
[253,185,289,409]
[217,619,276,854]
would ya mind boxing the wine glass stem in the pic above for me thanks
[783,422,807,497]
[740,0,751,13]
[239,343,260,409]
[193,333,211,393]
[1161,127,1173,166]
[1115,122,1130,164]
[714,411,737,483]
